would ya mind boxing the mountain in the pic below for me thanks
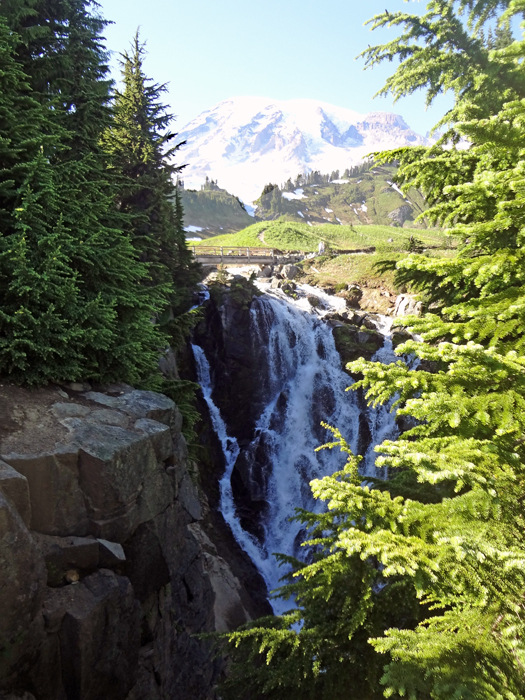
[254,163,429,228]
[176,97,434,203]
[179,182,254,239]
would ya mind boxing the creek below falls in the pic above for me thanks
[192,281,402,614]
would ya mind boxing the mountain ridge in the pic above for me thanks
[176,97,433,202]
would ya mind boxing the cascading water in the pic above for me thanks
[192,285,400,613]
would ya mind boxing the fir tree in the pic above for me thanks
[0,18,80,382]
[218,2,525,698]
[0,1,168,384]
[103,30,199,315]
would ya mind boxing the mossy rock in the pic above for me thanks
[391,329,413,348]
[332,324,384,366]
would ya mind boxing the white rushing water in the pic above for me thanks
[192,287,400,613]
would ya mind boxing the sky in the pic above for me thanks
[98,0,456,137]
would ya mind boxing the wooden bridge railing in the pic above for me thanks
[191,246,282,260]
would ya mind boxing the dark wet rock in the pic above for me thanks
[332,324,384,367]
[391,329,414,348]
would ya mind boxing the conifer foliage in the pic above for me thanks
[0,2,196,385]
[218,2,525,698]
[103,31,199,313]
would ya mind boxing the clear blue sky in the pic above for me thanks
[99,0,455,136]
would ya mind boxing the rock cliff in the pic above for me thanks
[0,382,268,700]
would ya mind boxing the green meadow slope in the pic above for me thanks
[191,220,451,252]
[180,187,254,237]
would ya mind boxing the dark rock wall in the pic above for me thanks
[0,386,268,700]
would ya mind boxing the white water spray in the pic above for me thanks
[192,288,400,613]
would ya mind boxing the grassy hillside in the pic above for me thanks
[192,220,453,252]
[255,164,429,228]
[180,187,254,238]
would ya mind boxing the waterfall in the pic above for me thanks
[192,288,400,613]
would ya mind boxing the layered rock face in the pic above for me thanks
[0,385,267,700]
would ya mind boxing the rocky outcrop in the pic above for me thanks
[193,279,266,442]
[0,384,268,700]
[388,204,413,226]
[332,324,384,367]
[394,293,423,317]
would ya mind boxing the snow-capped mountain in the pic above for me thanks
[176,96,433,203]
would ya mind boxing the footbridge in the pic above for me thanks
[190,246,303,266]
[190,245,375,266]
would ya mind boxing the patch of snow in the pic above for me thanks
[387,181,405,197]
[307,221,313,226]
[325,207,333,213]
[297,210,304,218]
[175,96,435,202]
[244,203,257,217]
[282,188,306,201]
[352,207,358,215]
[357,179,362,183]
[184,225,204,233]
[361,204,368,212]
[336,217,343,224]
[187,237,202,241]
[331,179,350,184]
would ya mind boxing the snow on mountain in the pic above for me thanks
[176,96,433,203]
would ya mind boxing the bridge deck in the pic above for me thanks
[190,244,375,265]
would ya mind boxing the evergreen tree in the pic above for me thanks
[218,2,525,698]
[0,18,80,382]
[103,30,199,315]
[0,1,167,384]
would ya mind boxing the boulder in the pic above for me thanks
[0,460,31,528]
[187,523,251,632]
[361,315,379,331]
[394,294,423,317]
[388,204,413,225]
[89,409,130,429]
[391,329,413,348]
[307,295,321,307]
[332,324,384,366]
[282,264,299,280]
[343,284,363,309]
[280,282,296,295]
[257,266,272,278]
[50,403,91,420]
[97,539,126,568]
